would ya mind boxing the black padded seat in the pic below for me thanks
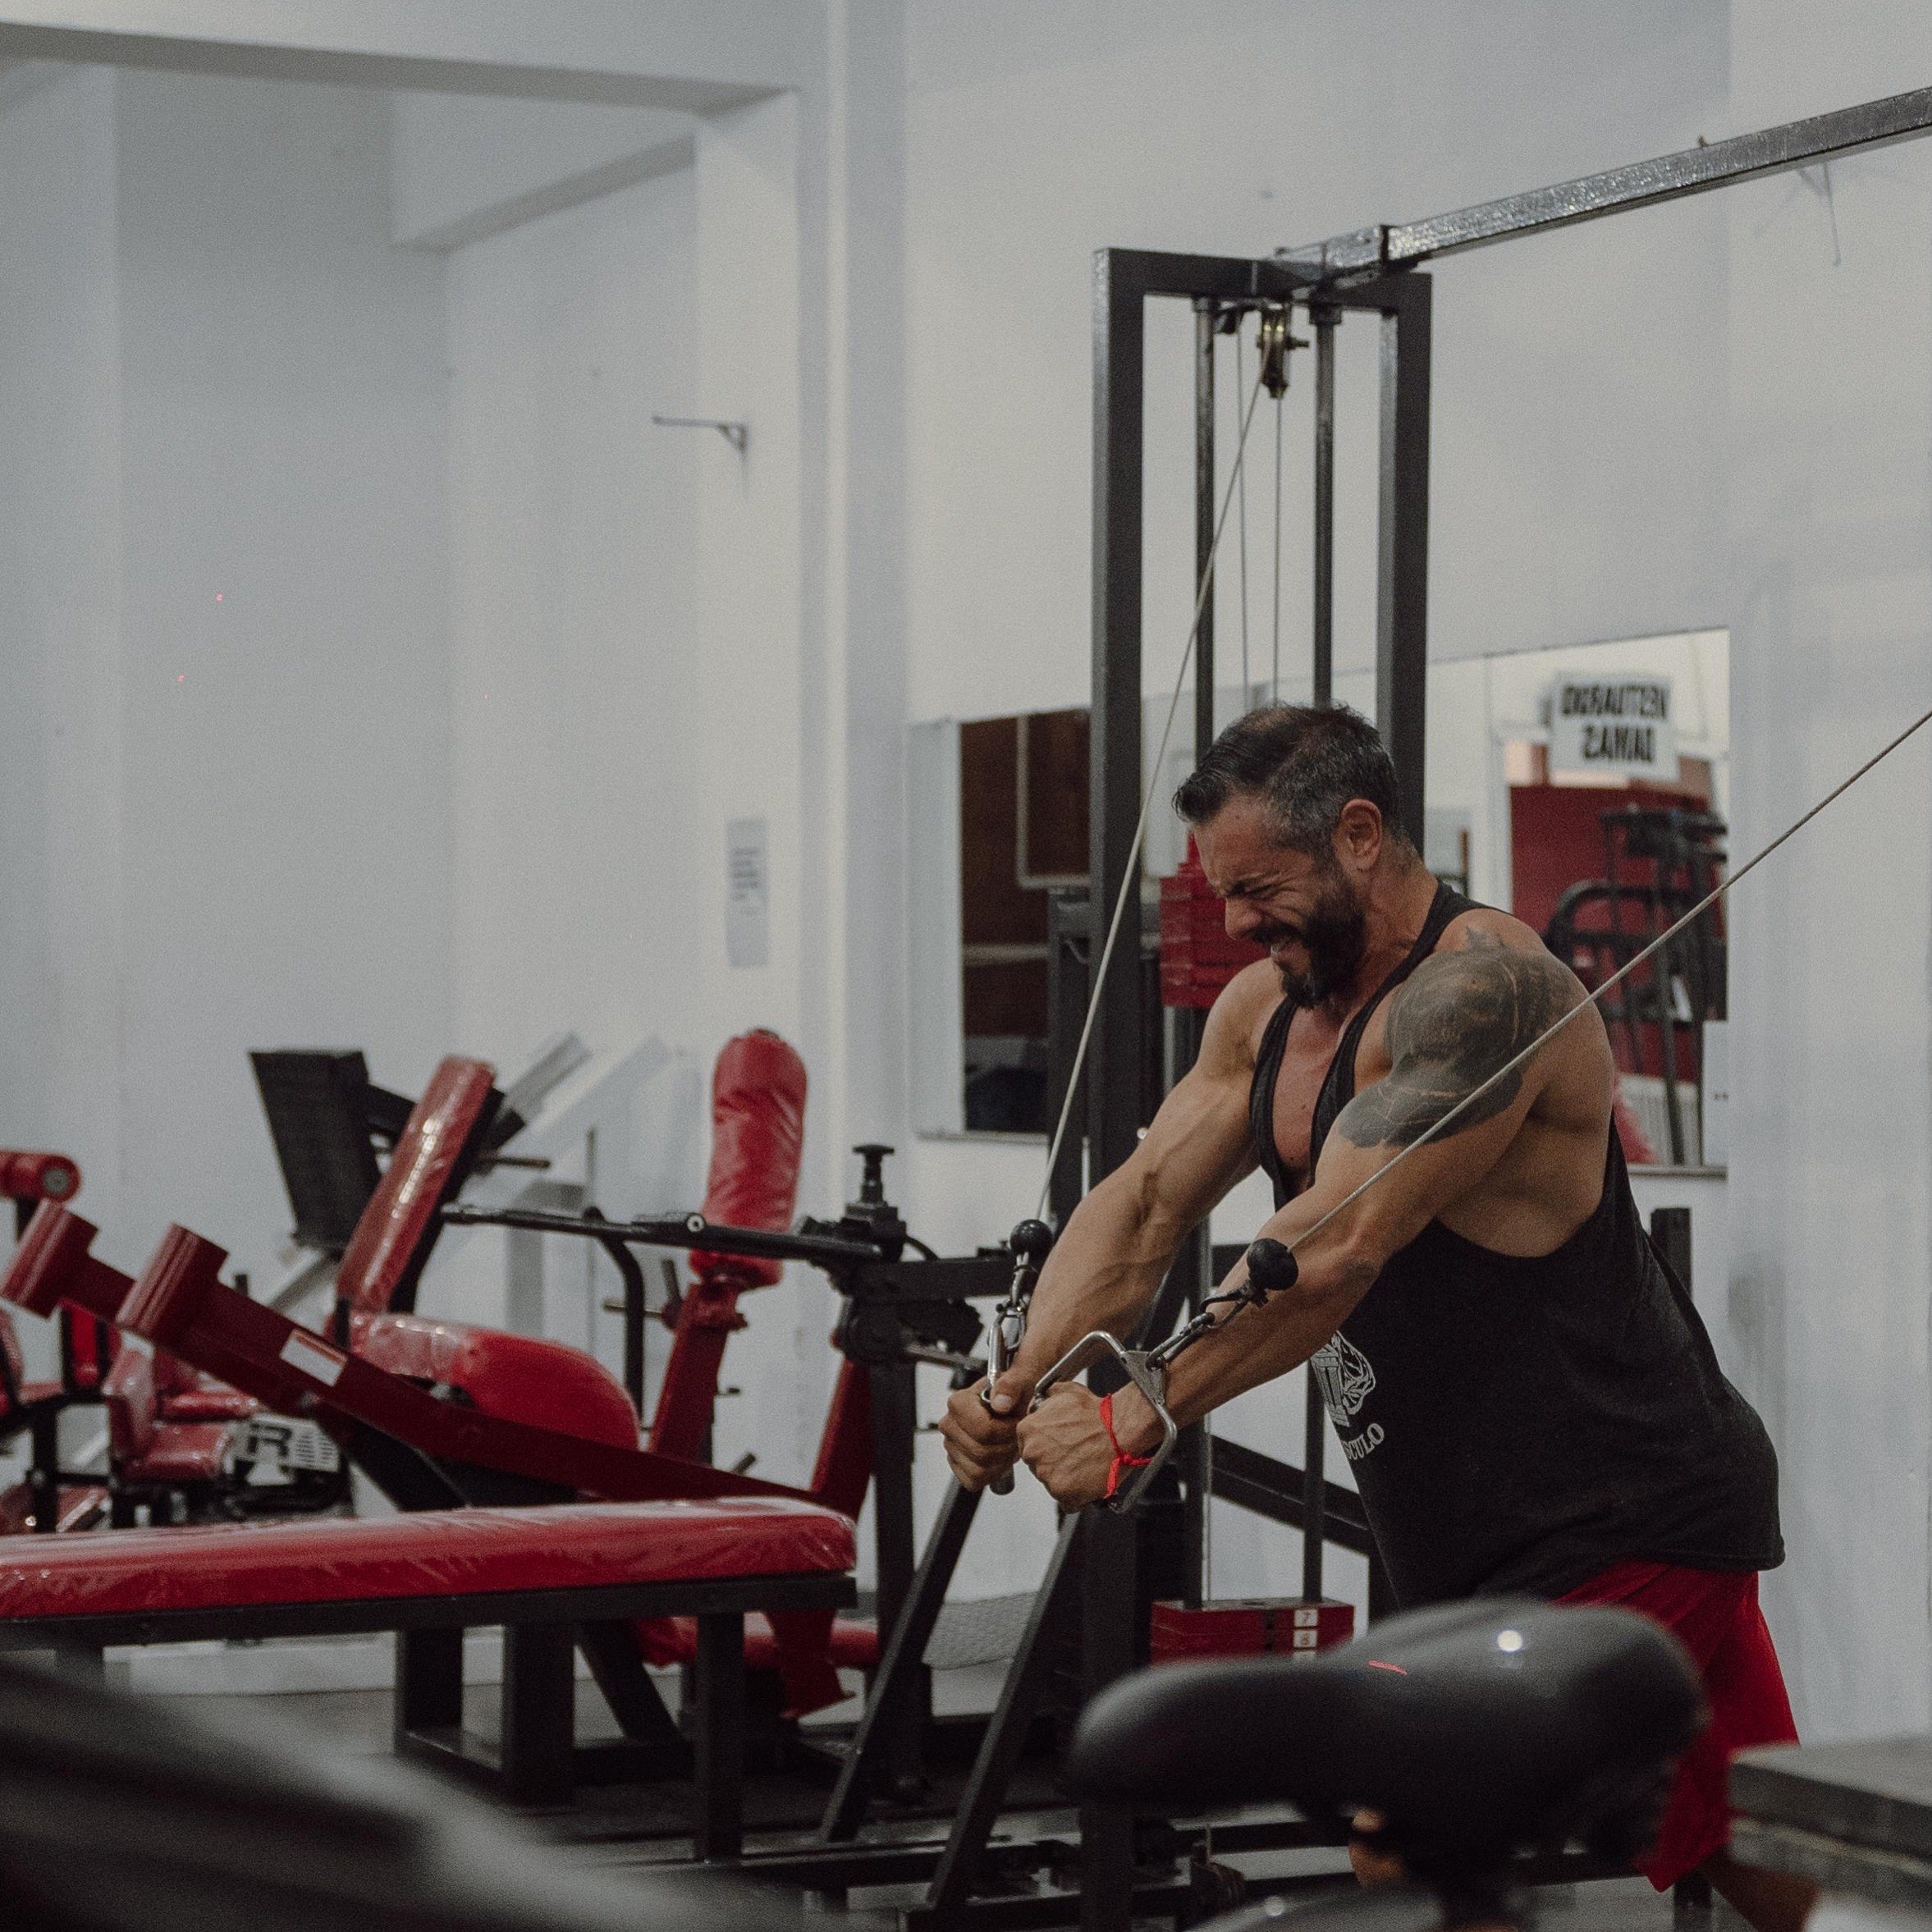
[1068,1600,1704,1867]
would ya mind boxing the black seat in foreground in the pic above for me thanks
[1068,1600,1705,1928]
[0,1656,784,1932]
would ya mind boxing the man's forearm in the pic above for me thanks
[1110,1208,1378,1450]
[1005,1168,1183,1392]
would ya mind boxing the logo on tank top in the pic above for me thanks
[1311,1333,1376,1428]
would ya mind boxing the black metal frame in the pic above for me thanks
[442,1188,1014,1793]
[0,1566,851,1854]
[1009,78,1932,1932]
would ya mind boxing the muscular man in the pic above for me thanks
[941,706,1810,1932]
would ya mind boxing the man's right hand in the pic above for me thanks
[940,1376,1028,1491]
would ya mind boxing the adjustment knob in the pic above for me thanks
[1008,1218,1055,1266]
[850,1143,895,1207]
[1244,1238,1298,1294]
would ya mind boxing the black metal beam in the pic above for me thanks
[1375,273,1431,846]
[1089,251,1151,1182]
[1208,1434,1376,1558]
[1281,83,1932,282]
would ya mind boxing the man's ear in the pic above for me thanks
[1334,799,1385,872]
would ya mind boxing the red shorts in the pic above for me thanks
[1557,1559,1797,1889]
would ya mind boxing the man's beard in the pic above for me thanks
[1270,872,1367,1007]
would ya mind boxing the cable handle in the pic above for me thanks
[1028,1237,1296,1513]
[982,1218,1054,1496]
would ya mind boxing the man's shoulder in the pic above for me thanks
[1435,903,1547,957]
[1202,958,1289,1072]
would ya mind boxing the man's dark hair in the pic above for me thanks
[1172,703,1412,856]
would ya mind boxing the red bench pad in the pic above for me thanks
[119,1422,231,1486]
[336,1057,496,1316]
[0,1498,855,1620]
[350,1312,639,1450]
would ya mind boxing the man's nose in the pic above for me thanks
[1225,900,1260,942]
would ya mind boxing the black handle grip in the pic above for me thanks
[1244,1237,1299,1294]
[1007,1218,1055,1266]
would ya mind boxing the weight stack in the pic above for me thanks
[1149,1596,1354,1664]
[1159,838,1266,1008]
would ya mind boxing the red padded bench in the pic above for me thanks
[0,1495,854,1854]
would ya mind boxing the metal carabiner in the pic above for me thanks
[982,1219,1054,1495]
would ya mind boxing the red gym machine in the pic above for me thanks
[5,1032,1013,1753]
[0,1151,116,1533]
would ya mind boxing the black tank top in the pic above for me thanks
[1248,884,1783,1608]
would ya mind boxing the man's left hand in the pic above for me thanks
[1016,1384,1114,1510]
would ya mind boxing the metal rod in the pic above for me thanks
[442,1201,885,1270]
[1271,388,1284,699]
[1302,1363,1325,1600]
[1195,304,1216,760]
[1039,337,1268,1216]
[1087,253,1150,1195]
[1374,278,1431,847]
[921,1514,1083,1918]
[650,414,748,455]
[819,1483,982,1842]
[1280,83,1932,281]
[1312,308,1337,707]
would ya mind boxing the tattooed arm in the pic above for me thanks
[1104,931,1595,1446]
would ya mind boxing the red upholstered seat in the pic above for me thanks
[350,1312,639,1449]
[152,1347,257,1423]
[103,1347,253,1486]
[118,1422,231,1486]
[0,1498,854,1620]
[0,1308,61,1427]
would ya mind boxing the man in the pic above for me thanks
[941,705,1810,1932]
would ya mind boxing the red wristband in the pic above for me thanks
[1098,1391,1154,1501]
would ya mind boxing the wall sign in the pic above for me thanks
[1549,675,1675,779]
[726,817,769,968]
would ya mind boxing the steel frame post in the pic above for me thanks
[1312,306,1337,707]
[868,1357,926,1792]
[1088,250,1151,1187]
[1375,274,1431,847]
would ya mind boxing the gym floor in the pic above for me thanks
[174,1661,1715,1932]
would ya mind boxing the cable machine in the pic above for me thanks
[762,80,1932,1932]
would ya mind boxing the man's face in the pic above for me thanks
[1194,794,1367,1006]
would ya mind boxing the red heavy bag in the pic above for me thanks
[688,1030,808,1287]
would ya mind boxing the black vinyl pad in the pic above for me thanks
[1066,1598,1705,1861]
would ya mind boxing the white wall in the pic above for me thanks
[0,68,122,1243]
[445,168,700,1066]
[110,71,453,1276]
[901,0,1729,732]
[390,91,694,249]
[1725,0,1932,1739]
[0,68,454,1294]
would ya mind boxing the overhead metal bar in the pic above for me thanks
[1280,81,1932,282]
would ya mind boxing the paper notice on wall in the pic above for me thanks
[1549,675,1675,779]
[726,817,769,968]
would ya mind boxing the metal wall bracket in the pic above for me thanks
[652,414,749,456]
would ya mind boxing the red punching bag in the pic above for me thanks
[648,1030,808,1460]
